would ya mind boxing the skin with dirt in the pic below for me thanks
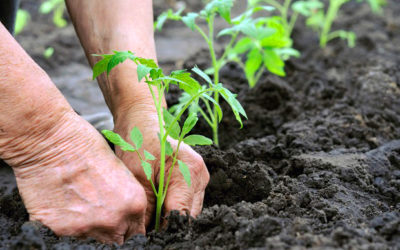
[1,0,400,249]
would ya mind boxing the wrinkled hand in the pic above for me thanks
[114,105,210,226]
[9,111,147,244]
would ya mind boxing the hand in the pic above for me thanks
[113,104,210,227]
[7,111,147,244]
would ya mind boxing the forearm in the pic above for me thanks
[65,0,160,119]
[0,24,73,162]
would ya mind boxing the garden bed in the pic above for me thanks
[1,0,400,249]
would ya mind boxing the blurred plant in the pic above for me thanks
[39,0,67,28]
[43,47,54,59]
[297,0,385,48]
[93,51,245,229]
[155,0,250,146]
[14,9,30,35]
[156,0,299,88]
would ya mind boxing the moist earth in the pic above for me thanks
[1,0,400,249]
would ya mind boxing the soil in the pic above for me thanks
[1,0,400,249]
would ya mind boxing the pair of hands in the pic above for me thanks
[13,100,209,244]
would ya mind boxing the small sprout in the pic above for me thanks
[39,0,67,28]
[14,9,30,35]
[43,47,54,59]
[94,51,244,230]
[297,0,385,48]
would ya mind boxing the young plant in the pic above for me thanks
[298,0,385,48]
[92,51,246,230]
[14,9,30,35]
[39,0,67,28]
[156,0,296,143]
[250,0,319,38]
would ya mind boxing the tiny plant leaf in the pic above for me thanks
[178,160,191,187]
[102,130,136,152]
[182,113,198,136]
[165,140,174,156]
[130,127,143,149]
[144,150,156,161]
[163,108,181,140]
[183,135,213,146]
[182,13,199,31]
[141,161,152,180]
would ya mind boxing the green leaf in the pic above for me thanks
[182,13,198,31]
[169,70,201,94]
[53,6,67,28]
[137,64,152,82]
[204,0,234,22]
[14,9,30,35]
[169,92,192,116]
[233,37,254,54]
[92,54,113,79]
[178,160,191,187]
[39,2,54,14]
[137,58,158,68]
[182,113,198,136]
[144,150,156,161]
[141,161,152,180]
[245,48,263,86]
[183,135,213,146]
[263,49,285,76]
[218,86,247,127]
[102,130,136,151]
[43,47,54,59]
[107,51,136,74]
[201,93,223,122]
[130,127,143,149]
[155,11,169,31]
[165,140,173,156]
[163,108,181,140]
[306,10,325,30]
[292,0,324,16]
[192,66,213,85]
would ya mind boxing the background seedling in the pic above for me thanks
[156,0,295,144]
[14,9,30,35]
[39,0,67,28]
[296,0,385,48]
[93,51,246,230]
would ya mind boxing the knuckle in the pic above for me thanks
[188,154,209,188]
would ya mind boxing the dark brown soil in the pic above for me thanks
[1,0,400,249]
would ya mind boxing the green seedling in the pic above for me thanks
[15,9,30,35]
[92,51,246,230]
[297,0,385,48]
[43,47,54,59]
[39,0,67,28]
[251,0,318,38]
[156,0,297,144]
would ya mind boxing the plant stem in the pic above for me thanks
[148,83,166,232]
[207,15,220,147]
[162,139,183,201]
[287,11,299,37]
[320,0,345,48]
[282,0,292,34]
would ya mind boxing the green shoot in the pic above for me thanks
[92,51,246,230]
[298,0,385,48]
[39,0,67,28]
[156,0,297,144]
[43,47,55,59]
[14,9,30,35]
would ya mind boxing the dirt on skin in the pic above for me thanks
[1,0,400,249]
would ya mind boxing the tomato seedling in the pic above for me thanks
[92,51,246,230]
[39,0,67,28]
[156,0,297,144]
[296,0,385,48]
